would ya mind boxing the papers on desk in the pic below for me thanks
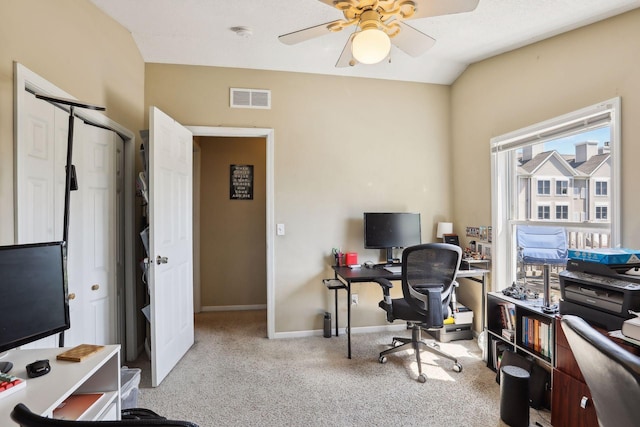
[609,329,640,347]
[384,266,402,274]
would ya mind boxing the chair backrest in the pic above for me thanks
[516,225,568,265]
[560,315,640,427]
[11,403,199,427]
[401,243,462,327]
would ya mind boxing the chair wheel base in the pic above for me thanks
[417,374,427,383]
[379,356,387,364]
[453,362,463,372]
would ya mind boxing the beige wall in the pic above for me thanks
[8,1,638,337]
[146,64,453,332]
[451,9,640,318]
[198,136,267,308]
[0,0,145,244]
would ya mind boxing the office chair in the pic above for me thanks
[561,315,640,427]
[10,403,199,427]
[376,243,463,383]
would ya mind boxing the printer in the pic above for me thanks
[559,251,640,331]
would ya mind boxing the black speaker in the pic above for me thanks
[496,350,550,409]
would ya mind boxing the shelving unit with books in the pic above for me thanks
[486,292,556,371]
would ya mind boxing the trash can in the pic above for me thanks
[500,365,530,427]
[120,367,142,409]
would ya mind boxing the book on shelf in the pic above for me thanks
[53,393,104,420]
[501,328,514,342]
[521,315,552,358]
[497,302,516,331]
[491,338,510,371]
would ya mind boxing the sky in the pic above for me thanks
[544,126,610,154]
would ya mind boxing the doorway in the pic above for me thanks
[188,126,275,339]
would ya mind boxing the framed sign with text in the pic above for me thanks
[230,164,254,200]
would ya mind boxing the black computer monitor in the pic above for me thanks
[363,212,421,264]
[0,241,70,358]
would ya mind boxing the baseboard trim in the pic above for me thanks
[201,304,267,312]
[273,322,408,339]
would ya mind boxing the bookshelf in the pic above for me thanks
[486,292,556,371]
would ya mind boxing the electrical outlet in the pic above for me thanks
[276,223,285,235]
[351,294,358,305]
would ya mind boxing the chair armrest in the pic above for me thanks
[374,278,393,302]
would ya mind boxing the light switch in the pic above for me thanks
[276,223,285,235]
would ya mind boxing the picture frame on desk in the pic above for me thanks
[483,244,492,260]
[443,233,459,246]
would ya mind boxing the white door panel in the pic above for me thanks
[149,107,194,387]
[79,123,117,345]
[17,91,116,347]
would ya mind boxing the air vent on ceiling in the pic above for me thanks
[230,88,271,109]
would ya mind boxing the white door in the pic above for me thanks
[148,107,194,387]
[77,122,117,345]
[17,91,117,347]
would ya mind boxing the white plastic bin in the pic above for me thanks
[120,367,141,409]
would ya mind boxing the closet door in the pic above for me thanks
[17,91,116,347]
[77,122,117,345]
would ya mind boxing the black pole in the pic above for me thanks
[63,106,75,244]
[58,106,75,348]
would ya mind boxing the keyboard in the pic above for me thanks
[0,372,26,399]
[384,265,402,274]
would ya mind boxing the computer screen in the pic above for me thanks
[0,241,70,354]
[363,212,421,263]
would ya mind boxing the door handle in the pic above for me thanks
[157,255,168,265]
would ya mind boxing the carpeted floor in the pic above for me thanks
[128,310,552,426]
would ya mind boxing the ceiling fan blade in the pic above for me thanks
[278,20,342,45]
[391,21,436,57]
[409,0,479,20]
[335,33,358,68]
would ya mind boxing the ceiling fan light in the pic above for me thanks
[351,28,390,64]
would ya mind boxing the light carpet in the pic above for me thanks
[129,310,551,426]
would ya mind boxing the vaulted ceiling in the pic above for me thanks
[90,0,640,84]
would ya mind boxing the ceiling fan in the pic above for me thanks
[279,0,479,66]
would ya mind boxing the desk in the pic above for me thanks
[0,345,121,424]
[332,266,489,359]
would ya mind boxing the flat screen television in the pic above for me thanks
[0,241,70,357]
[363,212,421,264]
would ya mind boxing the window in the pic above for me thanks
[491,98,620,291]
[537,180,550,195]
[556,205,568,220]
[537,205,550,219]
[556,180,568,195]
[596,206,608,220]
[595,181,608,196]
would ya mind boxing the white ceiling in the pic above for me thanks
[90,0,640,85]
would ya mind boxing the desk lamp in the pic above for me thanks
[436,222,453,242]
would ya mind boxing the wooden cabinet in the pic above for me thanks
[552,317,598,427]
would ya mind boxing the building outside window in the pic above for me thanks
[556,205,569,220]
[556,180,568,195]
[491,98,620,294]
[537,205,550,219]
[596,205,608,220]
[537,180,551,195]
[595,181,608,196]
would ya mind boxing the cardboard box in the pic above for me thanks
[568,248,640,265]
